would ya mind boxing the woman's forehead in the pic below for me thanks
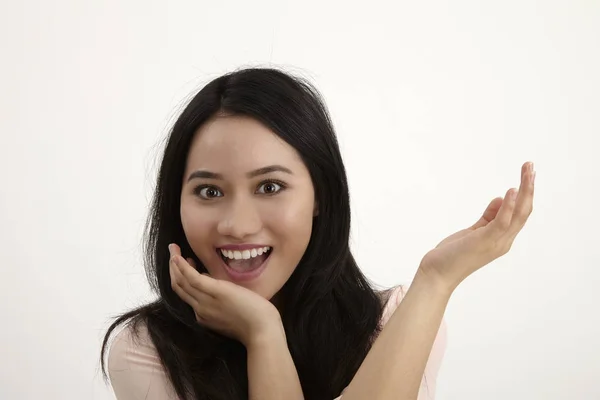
[185,116,305,177]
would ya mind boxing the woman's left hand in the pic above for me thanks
[168,244,284,347]
[417,162,535,293]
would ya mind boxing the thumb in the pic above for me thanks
[471,197,503,230]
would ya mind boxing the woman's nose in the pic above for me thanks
[217,200,263,239]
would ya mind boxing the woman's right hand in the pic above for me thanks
[169,244,284,347]
[417,162,536,293]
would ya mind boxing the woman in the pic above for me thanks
[100,67,535,400]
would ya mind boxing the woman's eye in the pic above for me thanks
[257,181,282,195]
[197,186,223,199]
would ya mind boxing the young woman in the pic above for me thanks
[100,67,535,400]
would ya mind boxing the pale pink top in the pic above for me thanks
[108,285,447,400]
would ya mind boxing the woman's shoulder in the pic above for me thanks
[377,284,407,325]
[108,320,158,370]
[107,320,179,399]
[377,283,447,335]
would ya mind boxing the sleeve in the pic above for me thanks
[107,322,180,400]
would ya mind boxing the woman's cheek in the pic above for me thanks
[268,203,313,247]
[181,205,215,253]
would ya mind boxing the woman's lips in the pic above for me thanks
[216,248,272,282]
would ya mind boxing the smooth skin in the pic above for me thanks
[169,161,535,400]
[341,161,535,400]
[169,244,304,400]
[179,115,317,301]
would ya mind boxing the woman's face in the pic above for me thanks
[180,115,317,300]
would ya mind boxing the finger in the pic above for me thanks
[186,257,197,269]
[188,258,213,280]
[505,163,535,240]
[171,262,215,324]
[168,244,214,293]
[170,262,200,308]
[170,259,213,307]
[172,255,218,298]
[168,243,182,258]
[486,187,518,237]
[186,257,207,275]
[471,197,503,230]
[187,257,213,280]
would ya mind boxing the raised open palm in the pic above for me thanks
[418,162,536,291]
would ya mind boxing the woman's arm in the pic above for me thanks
[341,163,534,400]
[246,321,304,400]
[341,271,452,400]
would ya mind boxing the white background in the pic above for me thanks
[1,1,599,399]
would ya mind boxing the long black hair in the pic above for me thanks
[100,67,393,400]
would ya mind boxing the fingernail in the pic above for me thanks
[510,189,518,200]
[168,244,173,255]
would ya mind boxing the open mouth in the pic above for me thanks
[216,247,273,273]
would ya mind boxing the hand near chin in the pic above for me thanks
[418,162,536,293]
[168,244,283,347]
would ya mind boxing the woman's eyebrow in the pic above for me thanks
[187,165,293,182]
[247,165,293,178]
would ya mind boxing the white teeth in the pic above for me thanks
[220,247,270,260]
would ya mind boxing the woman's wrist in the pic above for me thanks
[245,317,304,400]
[245,317,286,349]
[413,267,457,300]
